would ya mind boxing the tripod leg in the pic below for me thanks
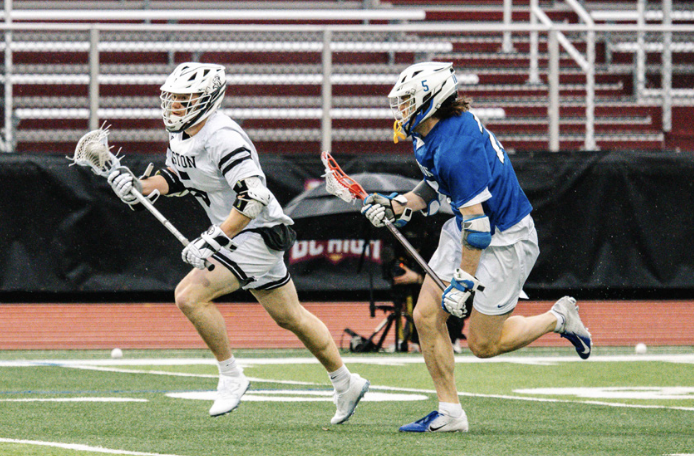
[394,304,403,352]
[372,314,396,352]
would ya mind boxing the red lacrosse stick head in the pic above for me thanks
[321,151,368,200]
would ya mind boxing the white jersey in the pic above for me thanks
[164,111,293,229]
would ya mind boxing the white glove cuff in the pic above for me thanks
[453,268,476,283]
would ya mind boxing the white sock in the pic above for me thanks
[439,402,463,418]
[328,365,351,394]
[550,310,565,333]
[217,356,242,377]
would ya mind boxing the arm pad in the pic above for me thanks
[413,180,444,216]
[462,214,492,250]
[157,168,189,197]
[233,177,272,219]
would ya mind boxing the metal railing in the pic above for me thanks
[591,0,680,132]
[530,0,595,150]
[2,18,694,153]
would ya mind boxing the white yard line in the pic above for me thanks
[0,438,183,456]
[2,353,694,368]
[369,384,694,412]
[61,364,323,386]
[2,354,693,414]
[61,362,694,413]
[0,398,147,402]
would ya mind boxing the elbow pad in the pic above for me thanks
[157,167,189,197]
[421,193,447,217]
[233,177,272,219]
[413,180,443,217]
[462,214,492,250]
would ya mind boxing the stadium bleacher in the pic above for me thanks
[2,0,693,153]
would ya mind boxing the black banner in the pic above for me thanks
[1,150,693,299]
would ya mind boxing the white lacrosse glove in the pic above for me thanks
[441,268,485,319]
[107,166,160,210]
[361,193,413,228]
[182,225,236,270]
[108,166,140,205]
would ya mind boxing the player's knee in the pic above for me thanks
[413,306,437,334]
[272,314,294,331]
[467,338,501,359]
[271,309,303,332]
[174,284,198,315]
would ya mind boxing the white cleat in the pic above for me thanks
[552,296,593,360]
[209,374,250,417]
[331,373,370,425]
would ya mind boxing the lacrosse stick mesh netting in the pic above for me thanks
[70,127,119,175]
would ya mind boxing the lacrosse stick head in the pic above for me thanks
[320,151,368,203]
[69,125,121,177]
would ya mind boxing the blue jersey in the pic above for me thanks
[413,112,532,234]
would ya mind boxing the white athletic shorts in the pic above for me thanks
[212,229,291,291]
[428,215,540,316]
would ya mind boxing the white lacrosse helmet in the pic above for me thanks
[388,62,458,141]
[160,62,227,133]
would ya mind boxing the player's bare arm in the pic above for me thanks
[396,191,427,213]
[458,203,486,275]
[140,173,170,196]
[440,203,488,319]
[222,208,252,238]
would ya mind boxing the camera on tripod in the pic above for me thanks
[343,328,376,353]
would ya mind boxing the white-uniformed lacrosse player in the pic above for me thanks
[107,62,369,422]
[361,62,592,433]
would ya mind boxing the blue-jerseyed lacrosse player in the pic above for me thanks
[107,62,369,423]
[361,62,592,433]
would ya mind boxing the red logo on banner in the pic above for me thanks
[289,240,382,265]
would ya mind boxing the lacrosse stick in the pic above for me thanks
[321,151,446,291]
[69,125,215,271]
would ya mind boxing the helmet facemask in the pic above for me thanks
[160,90,220,133]
[159,63,227,133]
[389,92,416,142]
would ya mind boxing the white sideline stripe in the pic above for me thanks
[516,386,694,401]
[3,353,694,368]
[0,438,183,456]
[0,398,147,402]
[3,357,693,414]
[67,364,694,411]
[368,385,694,413]
[167,390,428,402]
[62,364,323,386]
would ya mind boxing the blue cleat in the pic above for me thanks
[552,296,592,359]
[399,411,469,433]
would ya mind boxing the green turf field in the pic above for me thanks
[0,347,693,456]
